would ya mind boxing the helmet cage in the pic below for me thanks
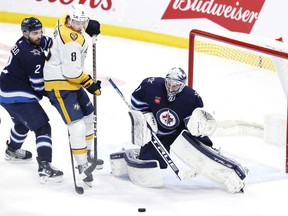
[165,67,187,102]
[165,78,185,102]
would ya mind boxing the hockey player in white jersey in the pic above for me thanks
[43,4,103,186]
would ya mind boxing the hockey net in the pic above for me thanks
[188,29,288,172]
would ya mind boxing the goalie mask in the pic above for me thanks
[165,67,187,102]
[67,4,89,32]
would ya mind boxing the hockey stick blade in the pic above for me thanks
[75,185,84,194]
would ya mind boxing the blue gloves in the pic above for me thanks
[41,36,53,60]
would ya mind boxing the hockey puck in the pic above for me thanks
[138,208,146,212]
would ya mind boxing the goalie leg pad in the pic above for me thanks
[171,130,247,193]
[110,151,129,177]
[110,148,163,187]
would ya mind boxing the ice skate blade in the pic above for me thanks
[95,164,103,170]
[39,175,63,184]
[83,181,92,188]
[5,156,32,161]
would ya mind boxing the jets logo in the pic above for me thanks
[156,108,179,129]
[30,49,41,56]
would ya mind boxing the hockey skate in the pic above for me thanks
[78,162,96,187]
[5,144,32,161]
[87,149,104,170]
[36,157,63,184]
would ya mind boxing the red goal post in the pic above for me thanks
[188,29,288,173]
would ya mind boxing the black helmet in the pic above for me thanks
[21,17,42,32]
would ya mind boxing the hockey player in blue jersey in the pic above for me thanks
[0,17,63,183]
[130,67,213,169]
[112,67,248,192]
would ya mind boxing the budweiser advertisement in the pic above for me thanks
[162,0,266,33]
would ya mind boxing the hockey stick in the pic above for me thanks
[92,35,98,165]
[107,77,195,181]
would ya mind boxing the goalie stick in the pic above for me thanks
[107,77,196,181]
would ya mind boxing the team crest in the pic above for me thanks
[70,32,78,41]
[30,49,41,56]
[73,103,80,111]
[156,108,180,129]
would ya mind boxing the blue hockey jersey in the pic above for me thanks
[0,36,50,104]
[131,77,204,140]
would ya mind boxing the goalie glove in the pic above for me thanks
[81,75,101,95]
[186,108,217,137]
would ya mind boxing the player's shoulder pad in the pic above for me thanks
[15,37,37,59]
[143,77,164,85]
[58,14,85,46]
[183,86,201,98]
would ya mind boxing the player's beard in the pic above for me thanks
[28,37,41,46]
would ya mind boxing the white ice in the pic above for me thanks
[0,23,288,216]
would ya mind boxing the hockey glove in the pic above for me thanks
[41,36,53,61]
[85,19,100,37]
[186,108,217,137]
[81,75,101,95]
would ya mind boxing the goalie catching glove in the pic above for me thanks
[186,108,217,137]
[81,75,101,95]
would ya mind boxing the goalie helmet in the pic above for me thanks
[68,4,89,22]
[21,17,42,33]
[165,67,187,102]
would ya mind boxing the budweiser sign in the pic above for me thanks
[162,0,265,33]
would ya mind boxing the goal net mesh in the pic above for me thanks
[188,29,288,172]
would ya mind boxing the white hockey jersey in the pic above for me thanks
[44,14,90,91]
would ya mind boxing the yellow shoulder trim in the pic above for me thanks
[57,14,85,46]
